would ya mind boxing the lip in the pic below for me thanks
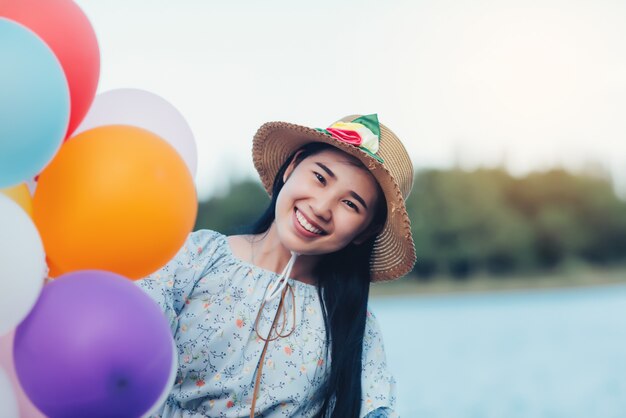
[292,208,326,238]
[296,208,326,233]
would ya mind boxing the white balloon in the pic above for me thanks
[0,367,19,418]
[25,177,37,197]
[0,194,45,335]
[141,338,178,418]
[73,88,198,177]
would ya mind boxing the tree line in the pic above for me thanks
[195,168,626,279]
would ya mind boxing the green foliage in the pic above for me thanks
[194,168,626,279]
[409,168,533,279]
[409,168,626,278]
[508,169,626,266]
[194,179,269,235]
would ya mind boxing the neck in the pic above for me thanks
[251,223,320,285]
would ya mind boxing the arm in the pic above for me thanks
[360,310,399,418]
[136,229,220,335]
[364,408,396,418]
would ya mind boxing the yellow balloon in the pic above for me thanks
[1,184,33,217]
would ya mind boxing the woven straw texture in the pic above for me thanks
[252,115,416,281]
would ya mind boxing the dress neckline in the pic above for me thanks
[218,232,318,290]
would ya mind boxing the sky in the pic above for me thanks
[75,0,626,200]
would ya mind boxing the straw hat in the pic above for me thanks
[252,114,416,282]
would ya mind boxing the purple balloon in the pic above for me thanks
[14,270,174,418]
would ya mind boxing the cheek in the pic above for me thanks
[277,176,309,207]
[275,184,300,222]
[334,212,367,238]
[274,191,289,219]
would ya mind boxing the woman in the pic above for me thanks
[138,114,416,417]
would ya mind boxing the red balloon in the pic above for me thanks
[0,0,100,138]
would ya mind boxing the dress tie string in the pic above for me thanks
[263,251,298,302]
[249,252,298,417]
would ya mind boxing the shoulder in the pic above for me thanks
[364,309,384,338]
[225,234,252,262]
[362,309,388,357]
[186,229,227,251]
[180,229,230,265]
[187,228,224,246]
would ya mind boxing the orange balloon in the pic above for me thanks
[33,125,197,279]
[1,183,33,217]
[45,256,63,279]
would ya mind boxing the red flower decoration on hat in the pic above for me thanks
[325,128,362,146]
[315,114,384,163]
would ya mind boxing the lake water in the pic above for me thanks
[370,284,626,418]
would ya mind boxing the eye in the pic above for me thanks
[343,200,360,213]
[314,171,326,185]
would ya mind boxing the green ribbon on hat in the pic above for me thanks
[352,114,381,138]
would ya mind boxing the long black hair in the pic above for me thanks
[244,142,387,418]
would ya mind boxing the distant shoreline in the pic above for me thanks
[369,267,626,298]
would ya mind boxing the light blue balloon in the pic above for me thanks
[0,18,70,188]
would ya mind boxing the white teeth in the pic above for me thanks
[295,210,323,235]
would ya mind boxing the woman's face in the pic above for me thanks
[274,148,381,256]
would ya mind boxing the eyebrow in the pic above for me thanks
[315,162,369,210]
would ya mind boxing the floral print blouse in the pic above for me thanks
[136,229,397,417]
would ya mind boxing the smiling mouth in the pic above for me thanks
[295,209,326,235]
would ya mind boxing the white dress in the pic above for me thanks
[137,229,397,417]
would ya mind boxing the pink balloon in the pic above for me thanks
[0,332,45,418]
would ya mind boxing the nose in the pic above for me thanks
[309,196,332,223]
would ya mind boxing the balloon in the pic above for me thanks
[0,367,18,418]
[45,256,64,279]
[74,88,198,177]
[0,194,45,336]
[34,125,197,279]
[141,339,178,417]
[24,177,37,196]
[0,184,33,217]
[0,332,45,418]
[14,271,174,418]
[0,0,100,137]
[0,18,69,188]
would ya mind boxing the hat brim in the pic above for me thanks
[252,121,416,282]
